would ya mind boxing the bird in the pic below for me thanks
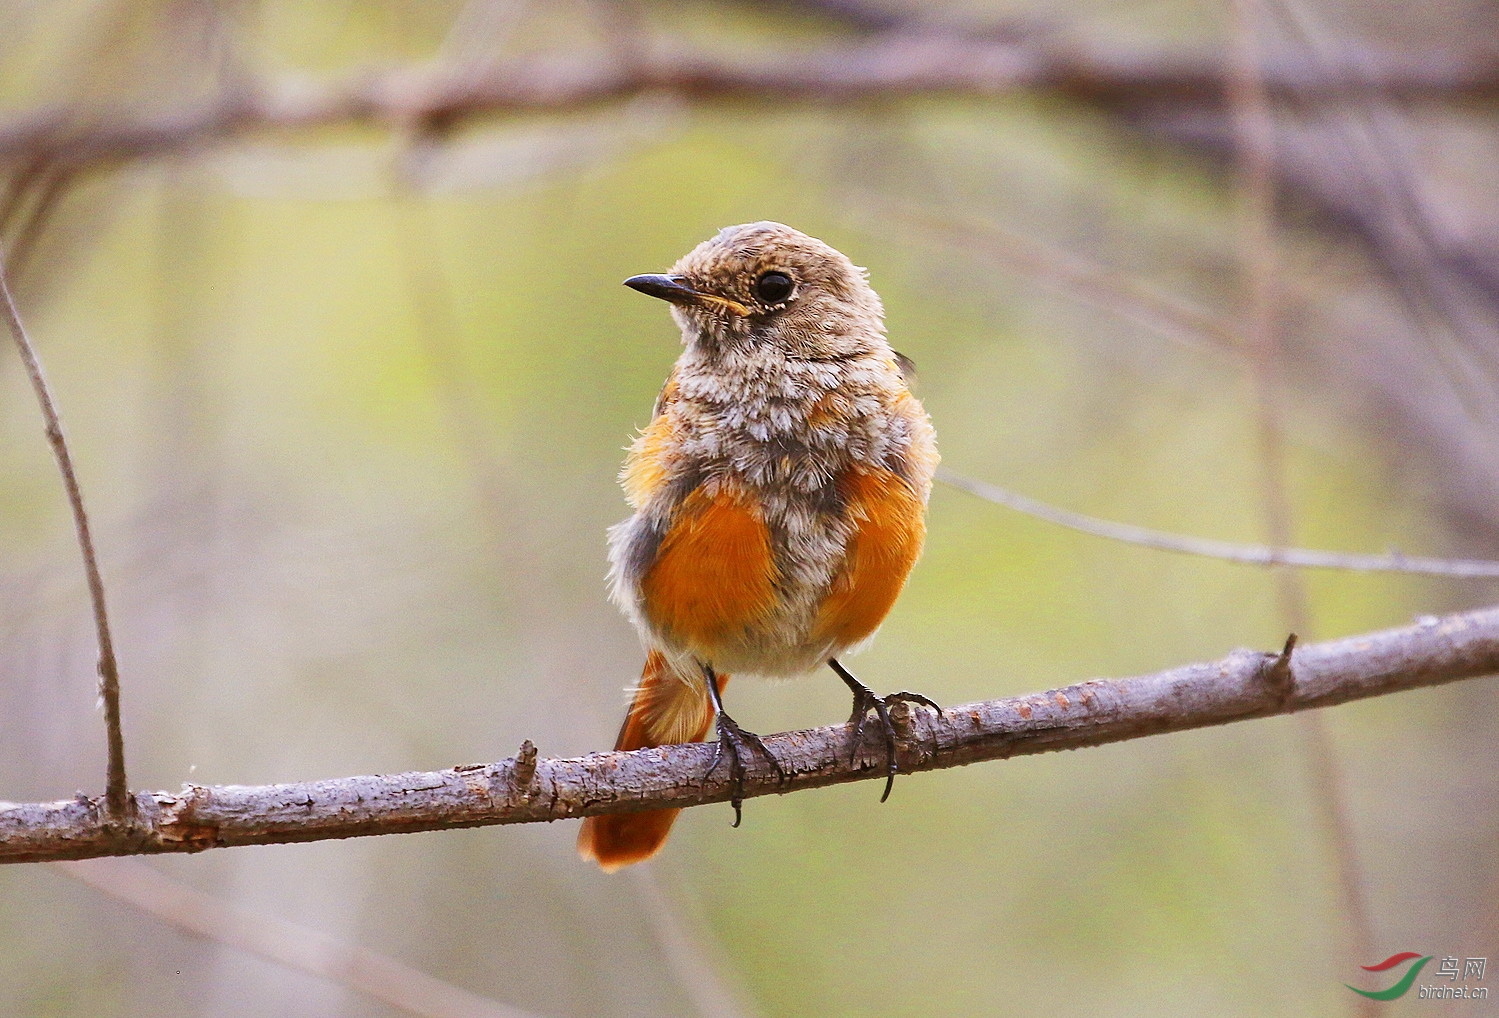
[577,222,940,871]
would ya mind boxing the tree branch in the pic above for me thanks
[0,253,130,823]
[57,859,548,1018]
[1227,0,1379,1000]
[4,604,1497,865]
[939,468,1499,577]
[861,202,1242,355]
[3,38,1496,172]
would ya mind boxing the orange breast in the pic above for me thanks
[812,466,926,649]
[640,486,778,653]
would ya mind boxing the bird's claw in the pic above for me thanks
[843,678,941,803]
[708,711,784,827]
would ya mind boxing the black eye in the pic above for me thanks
[754,271,795,305]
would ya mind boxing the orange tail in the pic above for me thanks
[578,650,723,871]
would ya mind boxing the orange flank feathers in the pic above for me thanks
[577,651,724,871]
[620,373,683,508]
[813,466,926,648]
[639,488,778,653]
[621,416,677,509]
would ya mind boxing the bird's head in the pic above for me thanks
[624,222,886,361]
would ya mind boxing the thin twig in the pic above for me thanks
[57,858,549,1018]
[386,197,533,570]
[3,603,1499,863]
[863,202,1241,355]
[1226,3,1376,1007]
[938,467,1499,578]
[0,250,129,821]
[629,869,758,1018]
[1,163,75,282]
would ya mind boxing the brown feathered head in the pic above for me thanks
[625,222,886,360]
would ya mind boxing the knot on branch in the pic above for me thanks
[1259,632,1298,708]
[155,785,221,851]
[511,739,540,788]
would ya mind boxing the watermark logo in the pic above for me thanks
[1347,953,1432,1001]
[1347,953,1488,1002]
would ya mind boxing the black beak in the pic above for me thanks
[624,273,751,316]
[623,274,699,305]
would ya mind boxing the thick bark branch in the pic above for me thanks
[3,605,1497,865]
[2,38,1496,171]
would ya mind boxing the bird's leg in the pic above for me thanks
[830,658,941,803]
[702,664,784,827]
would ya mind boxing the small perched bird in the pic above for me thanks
[578,222,940,871]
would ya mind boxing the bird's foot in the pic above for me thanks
[708,710,785,828]
[832,660,940,803]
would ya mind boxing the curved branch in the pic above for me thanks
[4,605,1498,865]
[0,255,129,822]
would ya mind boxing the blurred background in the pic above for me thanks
[1,1,1496,1015]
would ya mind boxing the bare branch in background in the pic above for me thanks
[0,165,75,280]
[629,869,759,1018]
[1226,2,1375,1001]
[1,38,1496,174]
[4,604,1499,864]
[58,859,549,1018]
[1127,40,1499,543]
[940,468,1499,577]
[0,253,130,822]
[861,203,1241,355]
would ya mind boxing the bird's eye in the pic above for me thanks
[754,271,795,305]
